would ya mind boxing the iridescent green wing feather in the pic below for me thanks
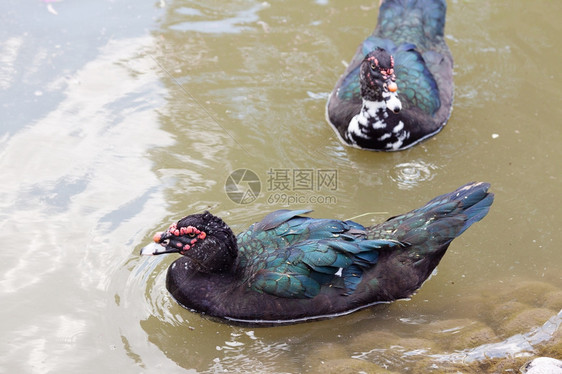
[367,182,494,256]
[393,45,441,115]
[237,210,402,299]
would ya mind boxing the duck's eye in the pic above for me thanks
[162,238,170,245]
[187,232,197,238]
[370,63,377,70]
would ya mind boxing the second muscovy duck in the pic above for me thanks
[326,0,453,151]
[141,182,493,326]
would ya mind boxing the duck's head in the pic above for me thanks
[360,48,401,114]
[140,211,238,273]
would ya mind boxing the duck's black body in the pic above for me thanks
[326,0,453,151]
[141,182,492,326]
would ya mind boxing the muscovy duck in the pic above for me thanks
[326,0,453,151]
[141,182,492,326]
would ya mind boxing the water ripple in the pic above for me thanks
[388,161,438,190]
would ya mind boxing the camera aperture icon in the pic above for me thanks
[225,169,261,204]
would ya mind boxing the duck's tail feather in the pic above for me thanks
[369,182,494,254]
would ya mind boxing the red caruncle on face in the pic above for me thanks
[153,223,208,254]
[174,225,207,253]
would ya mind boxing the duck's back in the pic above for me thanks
[376,0,446,49]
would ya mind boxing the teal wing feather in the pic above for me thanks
[377,0,446,48]
[250,238,401,299]
[367,182,494,256]
[237,210,402,299]
[393,45,441,115]
[253,209,312,231]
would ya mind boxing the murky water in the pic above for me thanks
[1,0,561,372]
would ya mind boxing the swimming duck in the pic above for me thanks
[326,0,453,151]
[141,182,492,325]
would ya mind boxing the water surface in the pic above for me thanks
[1,0,561,372]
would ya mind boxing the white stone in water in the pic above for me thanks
[521,357,562,374]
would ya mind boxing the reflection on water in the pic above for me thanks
[0,33,174,372]
[1,0,561,373]
[0,36,22,90]
[170,3,267,33]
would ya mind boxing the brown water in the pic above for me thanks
[1,0,561,372]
